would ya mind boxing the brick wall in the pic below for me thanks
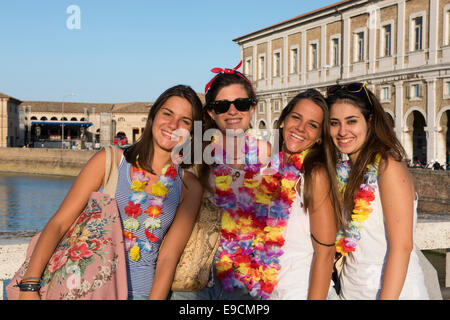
[409,168,450,214]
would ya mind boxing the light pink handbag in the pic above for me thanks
[6,146,128,300]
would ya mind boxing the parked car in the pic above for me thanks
[113,135,128,146]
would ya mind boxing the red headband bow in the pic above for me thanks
[204,60,254,95]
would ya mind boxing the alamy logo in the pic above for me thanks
[66,5,81,30]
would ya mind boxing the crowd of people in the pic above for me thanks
[11,61,432,300]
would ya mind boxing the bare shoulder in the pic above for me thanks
[310,165,330,185]
[379,155,411,182]
[182,170,203,195]
[378,155,414,194]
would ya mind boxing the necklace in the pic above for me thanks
[214,131,309,299]
[335,154,381,256]
[123,163,178,261]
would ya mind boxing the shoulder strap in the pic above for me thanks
[103,145,119,198]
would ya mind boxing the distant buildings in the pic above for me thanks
[0,92,152,149]
[235,0,450,165]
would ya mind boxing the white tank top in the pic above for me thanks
[269,174,315,300]
[339,183,429,300]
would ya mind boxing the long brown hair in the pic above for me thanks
[277,89,342,230]
[124,85,203,174]
[326,84,406,226]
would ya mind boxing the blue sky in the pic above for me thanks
[0,0,338,103]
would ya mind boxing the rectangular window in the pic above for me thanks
[381,87,390,102]
[290,48,298,74]
[447,11,450,45]
[310,43,318,70]
[258,55,265,80]
[332,38,339,66]
[273,100,280,112]
[413,17,423,51]
[244,58,252,77]
[357,32,364,61]
[258,102,265,114]
[409,83,423,99]
[383,25,392,56]
[444,80,450,97]
[273,51,281,77]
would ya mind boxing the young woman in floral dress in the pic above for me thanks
[19,85,203,300]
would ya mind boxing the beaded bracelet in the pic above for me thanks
[14,277,42,292]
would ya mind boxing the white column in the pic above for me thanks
[368,8,377,73]
[429,0,439,65]
[267,40,272,89]
[283,35,288,85]
[301,30,307,85]
[321,25,327,82]
[426,79,437,162]
[396,0,405,70]
[253,44,258,86]
[394,81,404,143]
[342,14,351,79]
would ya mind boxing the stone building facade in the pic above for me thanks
[235,0,450,165]
[0,93,21,148]
[19,100,151,148]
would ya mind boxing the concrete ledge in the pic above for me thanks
[0,147,96,176]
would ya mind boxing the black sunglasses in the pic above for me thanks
[208,98,256,114]
[327,82,373,107]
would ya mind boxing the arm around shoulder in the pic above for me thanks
[148,170,203,299]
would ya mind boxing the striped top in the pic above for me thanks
[115,156,182,298]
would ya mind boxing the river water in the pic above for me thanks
[0,172,75,232]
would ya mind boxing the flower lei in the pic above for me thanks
[123,163,178,261]
[335,154,381,256]
[214,131,308,299]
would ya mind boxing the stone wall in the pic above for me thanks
[0,147,96,176]
[409,168,450,214]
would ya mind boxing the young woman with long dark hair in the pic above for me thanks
[326,82,429,300]
[19,85,203,300]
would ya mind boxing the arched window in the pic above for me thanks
[71,117,77,121]
[51,117,58,121]
[40,116,48,121]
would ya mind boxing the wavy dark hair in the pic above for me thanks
[325,83,406,226]
[124,84,203,174]
[277,89,342,230]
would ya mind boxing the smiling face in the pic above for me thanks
[151,96,193,153]
[329,102,369,162]
[207,83,255,134]
[281,99,323,154]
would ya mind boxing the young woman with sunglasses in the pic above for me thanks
[326,83,429,300]
[18,85,204,300]
[265,89,340,300]
[170,62,272,300]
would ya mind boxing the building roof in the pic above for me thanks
[18,92,205,114]
[19,101,116,113]
[0,92,22,104]
[232,0,353,43]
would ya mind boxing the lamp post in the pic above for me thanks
[61,93,76,149]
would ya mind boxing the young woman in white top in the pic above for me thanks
[326,82,429,300]
[267,89,340,300]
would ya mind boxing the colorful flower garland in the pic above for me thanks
[335,154,381,256]
[213,132,308,299]
[123,163,178,261]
